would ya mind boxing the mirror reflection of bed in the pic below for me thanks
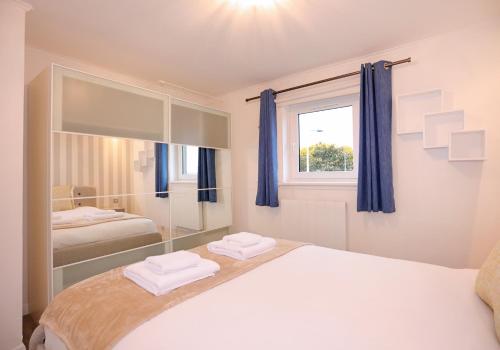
[52,186,165,267]
[51,133,232,276]
[50,133,172,271]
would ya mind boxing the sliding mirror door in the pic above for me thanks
[169,99,232,247]
[169,144,232,246]
[51,133,172,293]
[51,135,232,293]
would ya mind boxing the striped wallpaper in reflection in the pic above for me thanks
[52,132,134,209]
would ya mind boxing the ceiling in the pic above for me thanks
[25,0,500,95]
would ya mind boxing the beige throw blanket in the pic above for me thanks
[40,239,307,350]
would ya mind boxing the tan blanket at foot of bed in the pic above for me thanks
[40,239,307,350]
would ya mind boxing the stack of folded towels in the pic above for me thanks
[124,250,220,296]
[52,206,124,225]
[208,232,276,260]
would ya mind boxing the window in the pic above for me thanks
[179,145,198,180]
[298,106,354,173]
[285,94,359,183]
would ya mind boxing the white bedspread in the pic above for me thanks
[44,245,497,350]
[52,213,157,249]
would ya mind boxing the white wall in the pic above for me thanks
[221,19,500,269]
[0,1,31,348]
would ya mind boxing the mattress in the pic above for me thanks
[52,213,158,250]
[44,245,498,350]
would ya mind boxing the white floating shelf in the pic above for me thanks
[396,89,443,135]
[449,130,486,161]
[423,110,464,149]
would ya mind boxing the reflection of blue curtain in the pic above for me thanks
[357,61,395,213]
[155,143,168,198]
[197,148,217,202]
[256,89,279,207]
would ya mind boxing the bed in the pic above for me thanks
[37,244,498,350]
[52,186,162,267]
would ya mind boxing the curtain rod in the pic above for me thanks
[245,57,411,102]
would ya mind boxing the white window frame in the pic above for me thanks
[176,145,198,181]
[284,93,359,184]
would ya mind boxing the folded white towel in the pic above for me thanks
[144,250,201,274]
[208,237,276,260]
[124,258,220,296]
[222,232,262,247]
[52,206,124,224]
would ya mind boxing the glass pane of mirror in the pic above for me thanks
[169,188,232,240]
[204,188,232,231]
[52,193,171,267]
[52,241,172,295]
[53,66,168,141]
[51,135,232,199]
[169,144,231,188]
[170,99,229,148]
[170,190,204,239]
[171,229,227,252]
[52,132,168,196]
[51,132,232,293]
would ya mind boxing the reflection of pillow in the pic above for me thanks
[52,186,74,212]
[475,240,500,341]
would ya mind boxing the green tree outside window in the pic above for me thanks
[299,143,353,172]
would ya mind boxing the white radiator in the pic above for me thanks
[171,190,203,231]
[280,199,346,250]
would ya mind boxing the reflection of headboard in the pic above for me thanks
[73,186,97,207]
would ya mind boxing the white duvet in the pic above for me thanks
[44,245,498,350]
[52,207,157,249]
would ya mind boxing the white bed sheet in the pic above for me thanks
[44,246,498,350]
[52,213,157,249]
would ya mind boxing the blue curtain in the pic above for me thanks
[155,143,168,198]
[256,89,279,207]
[197,147,217,203]
[357,61,395,213]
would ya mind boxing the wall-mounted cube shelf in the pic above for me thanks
[423,110,464,149]
[449,130,486,161]
[396,89,443,135]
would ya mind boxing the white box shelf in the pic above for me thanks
[396,89,443,135]
[449,130,486,161]
[423,110,464,149]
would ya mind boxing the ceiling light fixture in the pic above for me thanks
[227,0,281,9]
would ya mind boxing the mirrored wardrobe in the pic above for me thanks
[27,65,231,320]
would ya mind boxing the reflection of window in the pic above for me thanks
[285,94,359,182]
[180,145,198,179]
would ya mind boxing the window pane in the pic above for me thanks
[182,145,199,176]
[298,106,354,172]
